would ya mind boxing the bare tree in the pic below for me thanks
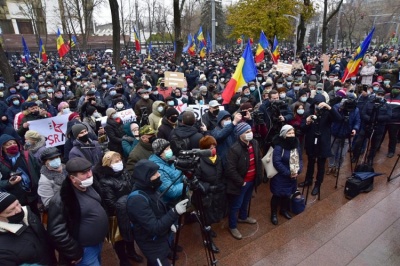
[174,0,186,65]
[322,0,343,52]
[19,0,47,44]
[109,0,121,70]
[0,44,14,84]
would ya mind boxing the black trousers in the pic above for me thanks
[270,195,290,213]
[353,129,384,162]
[388,124,400,153]
[305,156,327,185]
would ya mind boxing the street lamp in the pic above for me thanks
[283,14,300,57]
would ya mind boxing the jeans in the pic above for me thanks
[329,136,350,168]
[77,243,102,266]
[228,181,254,229]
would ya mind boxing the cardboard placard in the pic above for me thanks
[276,62,293,74]
[164,71,185,88]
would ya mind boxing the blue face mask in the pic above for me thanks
[49,157,61,169]
[223,120,232,127]
[110,90,116,96]
[164,149,173,159]
[199,100,204,105]
[13,100,20,105]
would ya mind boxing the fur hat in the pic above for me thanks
[235,122,251,136]
[24,130,42,141]
[199,136,217,149]
[280,124,294,138]
[152,138,170,155]
[106,108,117,118]
[71,124,87,138]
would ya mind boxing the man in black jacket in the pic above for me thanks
[47,157,108,265]
[0,192,57,265]
[127,159,188,266]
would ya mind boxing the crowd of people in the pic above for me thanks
[0,45,399,265]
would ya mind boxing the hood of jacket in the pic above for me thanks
[122,122,134,137]
[133,159,159,190]
[216,110,231,125]
[0,134,21,158]
[152,100,166,117]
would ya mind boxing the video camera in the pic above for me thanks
[251,111,265,125]
[174,149,213,173]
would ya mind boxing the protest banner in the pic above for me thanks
[97,108,136,126]
[29,114,69,147]
[164,71,186,87]
[276,62,292,75]
[187,104,224,121]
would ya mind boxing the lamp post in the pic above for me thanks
[283,14,300,57]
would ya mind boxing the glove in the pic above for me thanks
[171,224,177,233]
[174,199,189,215]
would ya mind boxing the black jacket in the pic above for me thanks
[157,117,175,141]
[47,177,105,263]
[104,117,124,154]
[93,164,133,216]
[126,160,179,260]
[225,139,262,195]
[169,124,203,150]
[0,207,57,265]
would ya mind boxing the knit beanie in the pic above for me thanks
[199,136,217,149]
[86,105,97,116]
[165,107,179,118]
[240,102,253,111]
[71,124,87,138]
[280,124,294,138]
[0,192,17,213]
[152,138,170,155]
[106,108,117,118]
[68,112,80,121]
[235,122,251,136]
[25,130,42,141]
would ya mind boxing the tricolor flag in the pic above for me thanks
[183,34,192,53]
[255,31,269,63]
[237,36,243,44]
[133,27,141,52]
[271,36,280,64]
[148,41,152,60]
[341,27,375,83]
[56,28,70,58]
[188,34,196,56]
[222,39,257,104]
[199,41,206,58]
[39,38,48,63]
[69,35,77,48]
[21,37,30,63]
[197,26,207,46]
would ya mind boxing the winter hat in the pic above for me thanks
[298,89,307,97]
[235,122,251,136]
[102,151,121,167]
[86,105,97,116]
[313,94,326,104]
[0,192,17,213]
[71,124,87,138]
[139,125,156,136]
[152,138,170,155]
[66,157,92,173]
[199,136,217,149]
[334,81,342,87]
[165,107,179,118]
[25,101,38,108]
[240,102,253,111]
[58,102,69,112]
[27,89,36,95]
[336,89,347,98]
[280,124,294,138]
[106,108,117,118]
[24,130,42,141]
[68,112,80,121]
[40,147,61,162]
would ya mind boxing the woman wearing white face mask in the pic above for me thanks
[38,147,67,209]
[360,59,375,85]
[57,101,71,116]
[93,151,143,265]
[104,108,125,155]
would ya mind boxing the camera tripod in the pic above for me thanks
[171,172,218,266]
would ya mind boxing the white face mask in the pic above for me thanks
[143,94,149,99]
[244,132,253,141]
[111,161,124,172]
[78,176,93,188]
[297,109,304,115]
[157,106,164,113]
[116,103,124,109]
[280,93,286,99]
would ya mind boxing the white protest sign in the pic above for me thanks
[29,114,70,147]
[275,62,293,74]
[164,71,186,87]
[187,104,224,121]
[97,108,137,126]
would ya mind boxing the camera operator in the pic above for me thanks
[299,94,342,196]
[225,123,262,240]
[127,159,189,266]
[134,89,153,123]
[384,82,400,158]
[259,89,294,148]
[237,102,268,148]
[352,88,392,166]
[191,136,225,253]
[327,97,361,175]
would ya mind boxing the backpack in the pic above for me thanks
[169,132,190,155]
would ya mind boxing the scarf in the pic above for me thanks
[289,149,300,175]
[40,164,67,186]
[29,136,46,154]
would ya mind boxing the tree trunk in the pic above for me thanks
[322,0,343,53]
[0,45,15,83]
[58,0,68,34]
[109,0,121,71]
[173,0,183,65]
[297,15,306,54]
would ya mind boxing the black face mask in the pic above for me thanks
[69,100,77,108]
[150,177,162,190]
[212,109,220,116]
[169,116,178,123]
[8,209,25,224]
[78,134,89,143]
[31,111,39,116]
[285,136,297,149]
[149,135,156,144]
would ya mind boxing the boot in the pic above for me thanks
[125,241,144,263]
[209,239,220,253]
[114,241,132,266]
[311,184,320,196]
[298,179,312,187]
[280,210,292,220]
[271,212,278,225]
